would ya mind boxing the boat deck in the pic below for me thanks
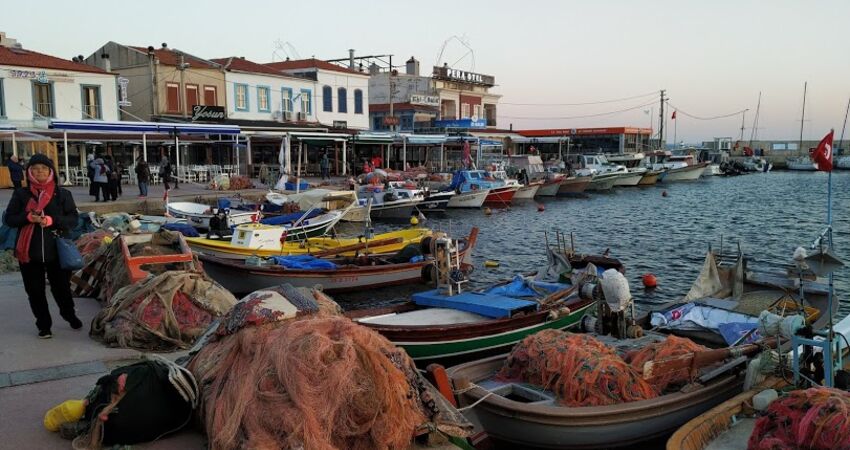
[704,418,755,450]
[355,308,489,326]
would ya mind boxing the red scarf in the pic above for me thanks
[15,168,56,264]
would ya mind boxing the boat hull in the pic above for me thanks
[484,186,517,206]
[447,190,488,208]
[638,171,661,185]
[557,176,592,196]
[370,203,417,220]
[659,164,705,182]
[448,356,744,449]
[419,191,453,213]
[787,159,818,171]
[536,180,562,197]
[612,172,644,187]
[586,175,618,191]
[512,183,541,200]
[166,202,255,230]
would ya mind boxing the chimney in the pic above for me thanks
[348,49,355,69]
[101,53,111,72]
[406,56,419,76]
[369,63,380,75]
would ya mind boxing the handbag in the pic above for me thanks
[55,233,83,271]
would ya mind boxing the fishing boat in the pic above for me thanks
[645,151,707,182]
[507,155,564,196]
[556,175,592,196]
[606,153,651,186]
[585,172,620,191]
[356,183,423,220]
[262,189,368,223]
[446,189,489,208]
[186,226,431,260]
[449,170,518,206]
[200,228,478,295]
[350,281,595,367]
[166,201,256,230]
[786,155,818,171]
[836,155,850,169]
[638,170,663,185]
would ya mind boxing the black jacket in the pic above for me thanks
[3,155,79,264]
[6,159,24,182]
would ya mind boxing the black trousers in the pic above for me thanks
[20,260,77,331]
[12,179,22,189]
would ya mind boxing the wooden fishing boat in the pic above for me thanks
[536,177,563,197]
[638,169,662,185]
[349,288,595,367]
[199,228,478,295]
[511,180,541,200]
[166,201,256,230]
[484,185,518,206]
[446,189,489,208]
[557,175,592,196]
[446,348,744,449]
[186,226,431,260]
[585,172,619,191]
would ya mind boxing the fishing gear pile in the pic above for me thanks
[498,329,658,406]
[90,270,236,350]
[187,285,471,450]
[625,335,708,390]
[748,387,850,450]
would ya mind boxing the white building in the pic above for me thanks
[0,34,118,128]
[210,56,316,123]
[265,58,369,130]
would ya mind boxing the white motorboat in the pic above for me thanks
[166,201,256,230]
[356,184,423,220]
[605,153,650,186]
[836,155,850,170]
[446,188,489,208]
[786,156,818,171]
[703,164,722,176]
[644,151,707,182]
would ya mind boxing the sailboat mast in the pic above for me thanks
[839,95,850,153]
[749,92,762,147]
[658,90,666,149]
[799,82,807,152]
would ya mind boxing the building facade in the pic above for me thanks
[265,58,369,130]
[85,42,226,122]
[433,65,500,127]
[518,127,653,155]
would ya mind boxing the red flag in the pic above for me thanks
[812,130,834,171]
[671,110,677,120]
[462,141,472,167]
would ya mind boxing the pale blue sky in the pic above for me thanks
[6,0,850,141]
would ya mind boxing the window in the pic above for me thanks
[81,85,102,119]
[301,89,312,116]
[354,89,363,114]
[473,104,482,120]
[322,85,332,112]
[257,86,271,112]
[165,82,180,113]
[186,84,199,110]
[203,85,217,106]
[337,87,347,113]
[32,82,55,117]
[234,84,249,111]
[281,88,293,112]
[461,103,470,119]
[0,79,5,117]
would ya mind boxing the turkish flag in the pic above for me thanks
[671,110,677,120]
[812,130,834,171]
[462,141,472,167]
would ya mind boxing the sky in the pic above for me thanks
[5,0,850,142]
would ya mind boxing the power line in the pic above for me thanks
[500,91,658,107]
[499,100,658,120]
[666,102,748,120]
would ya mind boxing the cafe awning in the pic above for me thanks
[49,120,241,135]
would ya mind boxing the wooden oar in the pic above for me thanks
[310,237,404,258]
[642,343,764,383]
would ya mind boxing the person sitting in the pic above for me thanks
[207,209,231,240]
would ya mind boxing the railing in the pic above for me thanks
[35,102,54,118]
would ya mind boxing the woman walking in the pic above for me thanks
[4,154,82,338]
[134,157,150,198]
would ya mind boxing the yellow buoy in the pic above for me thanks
[410,216,419,226]
[483,207,492,216]
[484,260,500,268]
[44,399,86,432]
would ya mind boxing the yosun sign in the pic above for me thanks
[191,105,226,122]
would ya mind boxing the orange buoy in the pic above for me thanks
[537,204,545,212]
[662,190,668,197]
[484,207,492,216]
[642,273,658,288]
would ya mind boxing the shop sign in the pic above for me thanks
[333,120,348,128]
[10,69,50,83]
[191,105,226,122]
[409,94,440,107]
[434,118,487,129]
[432,66,495,86]
[117,77,132,106]
[383,116,400,126]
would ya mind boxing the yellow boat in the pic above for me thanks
[186,224,431,260]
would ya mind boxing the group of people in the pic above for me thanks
[86,154,125,202]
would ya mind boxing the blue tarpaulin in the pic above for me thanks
[486,275,569,298]
[163,223,201,237]
[260,209,324,226]
[270,255,337,270]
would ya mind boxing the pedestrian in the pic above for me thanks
[160,157,172,191]
[134,156,150,198]
[3,154,82,339]
[6,154,24,189]
[86,154,97,200]
[90,155,109,202]
[114,160,124,198]
[320,152,330,180]
[104,156,119,201]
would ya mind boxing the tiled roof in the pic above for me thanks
[210,57,286,76]
[0,46,108,74]
[264,58,367,76]
[128,46,219,68]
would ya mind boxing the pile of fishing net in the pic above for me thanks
[226,175,253,190]
[498,330,708,406]
[75,230,114,264]
[187,284,471,450]
[748,387,850,450]
[625,335,708,390]
[90,270,236,350]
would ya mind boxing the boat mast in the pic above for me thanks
[799,81,807,153]
[658,89,666,150]
[839,95,850,153]
[748,92,761,148]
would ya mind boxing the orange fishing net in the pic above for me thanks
[626,335,708,390]
[749,387,850,450]
[188,314,429,450]
[497,329,659,406]
[75,230,113,262]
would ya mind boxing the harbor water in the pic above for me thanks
[336,171,850,317]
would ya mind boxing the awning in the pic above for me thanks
[512,136,569,144]
[403,134,448,145]
[0,124,16,131]
[49,120,241,135]
[353,132,396,144]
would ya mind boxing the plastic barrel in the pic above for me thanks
[43,399,85,432]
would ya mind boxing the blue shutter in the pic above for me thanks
[338,87,347,113]
[354,89,363,114]
[322,85,332,112]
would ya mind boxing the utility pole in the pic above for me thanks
[388,55,394,133]
[740,110,747,142]
[658,90,666,150]
[179,53,188,119]
[148,49,157,118]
